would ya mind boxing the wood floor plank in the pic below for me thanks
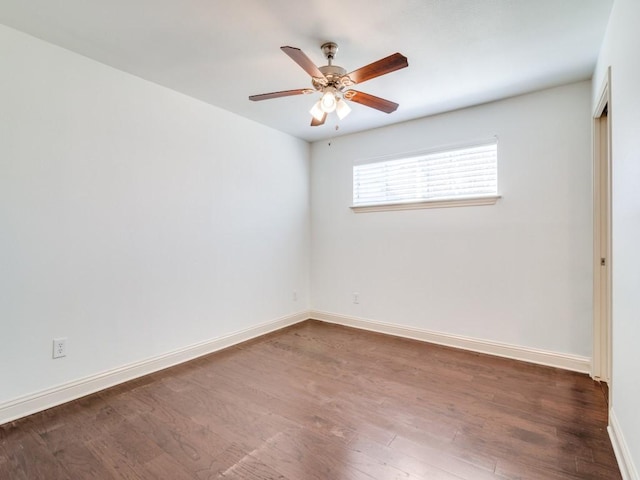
[1,428,72,479]
[140,453,196,480]
[0,320,621,479]
[218,449,291,480]
[348,433,482,480]
[54,441,116,480]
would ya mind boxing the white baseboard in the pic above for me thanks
[0,311,308,426]
[609,408,639,480]
[310,310,591,373]
[1,309,594,426]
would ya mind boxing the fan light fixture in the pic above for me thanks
[310,87,350,121]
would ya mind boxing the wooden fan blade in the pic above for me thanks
[249,89,311,101]
[311,112,327,127]
[346,53,408,84]
[345,90,399,113]
[281,46,326,79]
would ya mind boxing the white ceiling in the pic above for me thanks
[0,1,612,142]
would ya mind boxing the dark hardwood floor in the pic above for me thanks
[0,320,621,479]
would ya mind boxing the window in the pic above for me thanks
[352,140,500,212]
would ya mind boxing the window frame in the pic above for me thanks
[351,139,501,213]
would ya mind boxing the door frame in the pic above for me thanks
[592,67,612,386]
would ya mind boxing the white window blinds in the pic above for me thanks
[353,141,498,207]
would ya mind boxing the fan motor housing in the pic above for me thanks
[313,65,350,91]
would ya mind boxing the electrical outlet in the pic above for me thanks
[52,337,67,359]
[353,292,360,304]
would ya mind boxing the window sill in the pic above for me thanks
[350,195,502,213]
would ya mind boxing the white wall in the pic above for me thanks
[593,0,640,476]
[0,25,310,406]
[311,82,593,357]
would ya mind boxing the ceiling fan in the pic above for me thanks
[249,42,408,126]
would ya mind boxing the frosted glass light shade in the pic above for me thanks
[336,99,351,120]
[320,90,337,112]
[310,100,324,121]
